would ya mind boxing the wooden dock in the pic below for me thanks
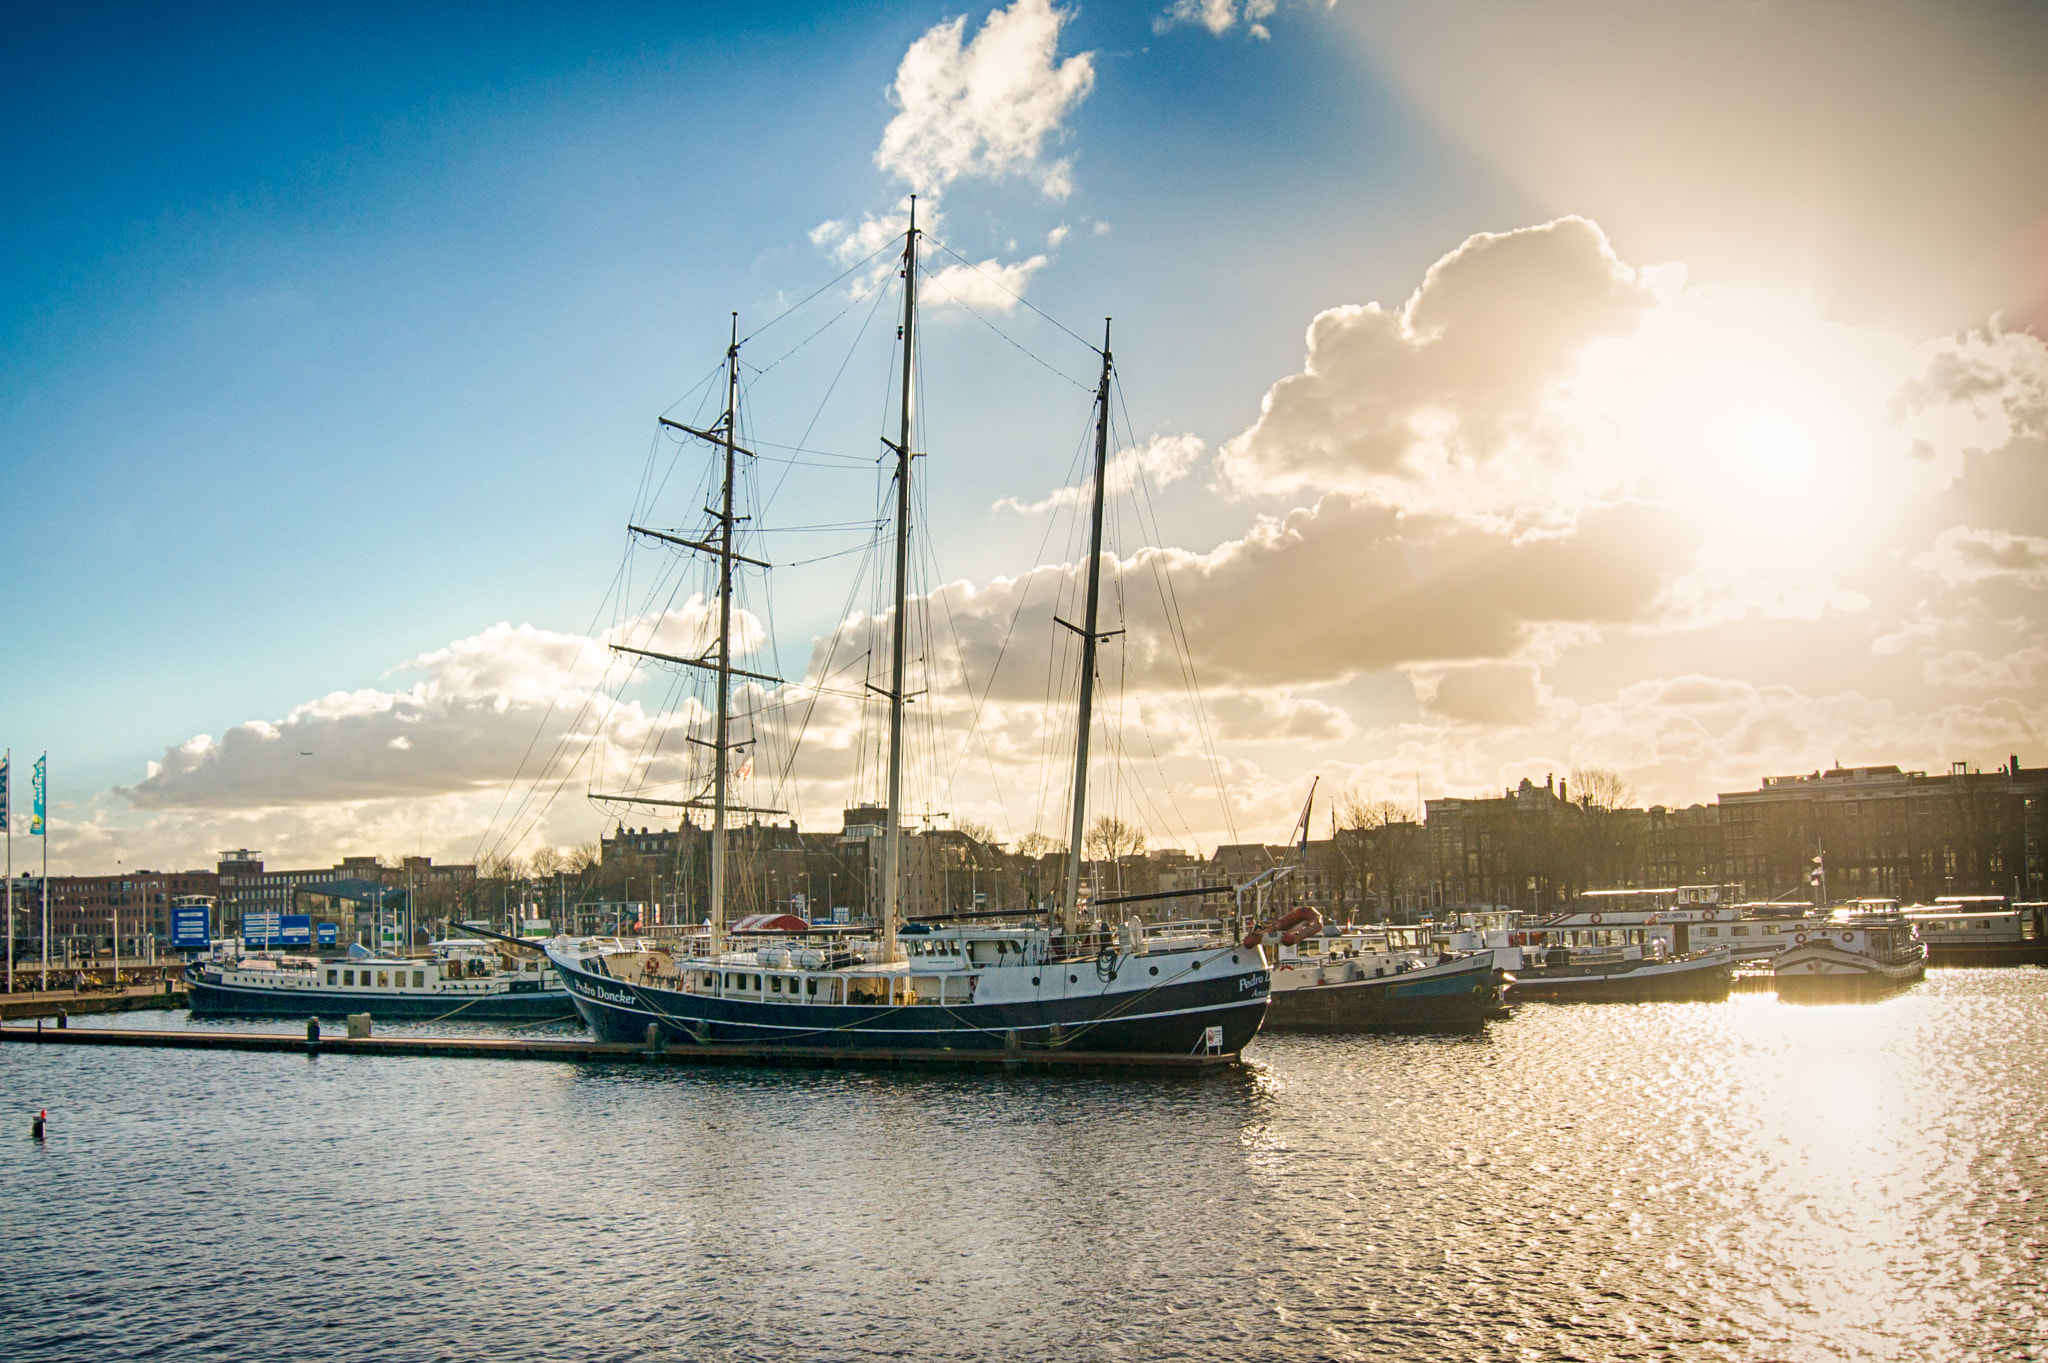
[0,1023,1243,1073]
[1,983,188,1022]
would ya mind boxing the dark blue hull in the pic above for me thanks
[551,954,1269,1056]
[1263,954,1504,1033]
[187,974,580,1023]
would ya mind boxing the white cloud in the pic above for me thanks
[1155,0,1275,39]
[921,254,1049,313]
[877,0,1095,200]
[995,432,1205,514]
[1915,525,2048,591]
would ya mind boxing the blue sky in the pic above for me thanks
[5,0,2046,872]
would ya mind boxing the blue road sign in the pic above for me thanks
[170,903,211,950]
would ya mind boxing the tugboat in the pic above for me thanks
[543,208,1269,1059]
[187,936,573,1023]
[1773,900,1927,1002]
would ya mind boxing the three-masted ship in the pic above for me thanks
[545,208,1271,1057]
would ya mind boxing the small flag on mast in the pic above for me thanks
[0,752,8,833]
[30,753,46,836]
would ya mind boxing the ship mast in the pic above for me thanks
[708,314,740,958]
[1061,323,1115,935]
[879,200,919,965]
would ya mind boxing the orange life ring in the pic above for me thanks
[1243,905,1325,949]
[1703,908,1718,921]
[1590,912,1603,925]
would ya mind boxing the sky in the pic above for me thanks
[4,0,2046,875]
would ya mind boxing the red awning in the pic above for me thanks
[729,914,812,934]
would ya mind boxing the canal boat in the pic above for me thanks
[187,937,574,1022]
[1262,927,1506,1032]
[1772,901,1927,1002]
[1507,941,1735,1003]
[1903,896,2048,966]
[544,209,1269,1058]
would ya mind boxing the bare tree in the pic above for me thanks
[953,818,1000,848]
[569,840,601,875]
[1085,814,1148,863]
[529,846,566,877]
[1336,789,1417,830]
[1569,764,1637,812]
[1014,830,1063,859]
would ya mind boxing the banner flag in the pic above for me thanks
[0,752,9,833]
[30,753,45,836]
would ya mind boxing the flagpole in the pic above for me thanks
[5,749,12,995]
[39,754,49,992]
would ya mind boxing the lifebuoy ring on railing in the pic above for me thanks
[1703,908,1718,921]
[1590,912,1604,925]
[1243,905,1325,949]
[1841,932,1855,944]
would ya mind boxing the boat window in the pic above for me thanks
[806,978,817,996]
[412,971,425,987]
[343,971,354,986]
[377,970,389,987]
[770,976,782,993]
[327,970,337,985]
[1732,926,1749,936]
[753,975,762,991]
[704,972,717,990]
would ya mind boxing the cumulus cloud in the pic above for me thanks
[995,433,1205,514]
[1412,662,1552,726]
[878,0,1094,199]
[1155,0,1275,40]
[1218,216,1656,507]
[1915,525,2048,591]
[813,1,1093,300]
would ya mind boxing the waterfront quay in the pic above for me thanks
[1,979,186,1021]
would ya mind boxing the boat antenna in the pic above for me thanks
[1293,776,1319,864]
[709,312,741,957]
[879,199,919,965]
[1061,319,1117,935]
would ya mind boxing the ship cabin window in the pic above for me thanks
[806,978,818,997]
[377,970,390,987]
[327,970,337,985]
[753,974,762,991]
[1700,927,1718,938]
[413,971,425,987]
[1732,926,1749,936]
[770,976,783,993]
[1764,925,1778,935]
[703,972,718,991]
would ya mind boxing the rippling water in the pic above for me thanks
[5,970,2045,1361]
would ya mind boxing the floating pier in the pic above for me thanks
[0,1023,1242,1073]
[1,983,188,1022]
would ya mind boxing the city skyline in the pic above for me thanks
[5,0,2046,875]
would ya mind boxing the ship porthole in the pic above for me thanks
[1231,954,1240,964]
[1069,974,1078,983]
[1149,966,1158,976]
[1031,976,1039,986]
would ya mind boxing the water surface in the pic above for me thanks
[4,970,2043,1361]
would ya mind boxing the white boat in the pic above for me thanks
[188,937,571,1022]
[1262,924,1507,1032]
[1772,900,1927,1001]
[544,206,1268,1059]
[1903,896,2048,966]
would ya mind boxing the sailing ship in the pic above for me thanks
[544,207,1270,1057]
